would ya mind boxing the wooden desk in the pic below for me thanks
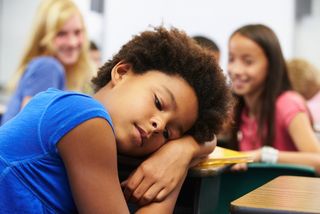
[230,175,320,214]
[117,155,230,213]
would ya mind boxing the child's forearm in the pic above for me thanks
[122,137,193,205]
[122,135,216,205]
[165,135,216,167]
[135,173,187,214]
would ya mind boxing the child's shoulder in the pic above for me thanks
[277,91,305,105]
[28,56,64,73]
[33,88,85,100]
[276,90,308,118]
[33,89,113,147]
[34,88,105,113]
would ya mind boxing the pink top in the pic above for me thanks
[238,91,310,152]
[307,90,320,128]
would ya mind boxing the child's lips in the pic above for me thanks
[134,125,147,147]
[232,78,248,89]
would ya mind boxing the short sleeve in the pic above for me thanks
[276,91,309,128]
[39,93,113,153]
[22,57,65,97]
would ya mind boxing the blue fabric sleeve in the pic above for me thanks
[22,57,65,97]
[38,93,113,153]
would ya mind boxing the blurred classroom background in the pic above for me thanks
[0,0,319,100]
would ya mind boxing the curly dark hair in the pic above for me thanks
[92,27,233,143]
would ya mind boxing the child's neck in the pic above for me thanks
[244,92,262,118]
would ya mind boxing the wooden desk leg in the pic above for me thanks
[194,176,221,214]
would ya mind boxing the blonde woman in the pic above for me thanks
[1,0,93,124]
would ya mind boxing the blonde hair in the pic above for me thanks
[287,58,320,100]
[8,0,94,92]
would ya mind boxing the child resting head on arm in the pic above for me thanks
[0,27,232,213]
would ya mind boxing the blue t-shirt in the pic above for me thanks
[0,88,113,213]
[1,56,66,124]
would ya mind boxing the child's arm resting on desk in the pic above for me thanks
[135,173,187,214]
[58,118,130,213]
[122,135,216,205]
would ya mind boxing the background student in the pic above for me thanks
[192,35,221,62]
[287,58,320,131]
[0,27,232,213]
[225,24,320,172]
[89,40,102,68]
[1,0,94,124]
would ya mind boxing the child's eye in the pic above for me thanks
[154,95,163,111]
[74,29,82,36]
[57,31,67,37]
[244,58,253,65]
[163,128,170,140]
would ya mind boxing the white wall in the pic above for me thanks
[0,0,298,87]
[74,0,104,48]
[103,0,295,72]
[294,0,320,69]
[0,0,41,86]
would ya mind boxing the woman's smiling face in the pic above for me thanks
[228,33,268,98]
[53,14,84,66]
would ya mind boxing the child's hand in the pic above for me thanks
[189,136,216,167]
[231,163,248,171]
[244,149,262,162]
[230,149,261,171]
[121,136,200,206]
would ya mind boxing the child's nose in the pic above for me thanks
[151,118,165,134]
[67,34,80,47]
[229,62,245,76]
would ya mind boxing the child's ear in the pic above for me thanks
[110,62,132,86]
